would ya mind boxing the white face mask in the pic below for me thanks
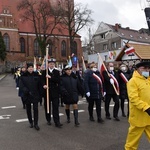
[121,66,127,72]
[142,71,149,78]
[92,68,97,72]
[109,67,114,71]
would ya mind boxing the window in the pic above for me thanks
[34,39,39,56]
[20,37,25,52]
[111,42,117,49]
[72,41,77,55]
[3,33,10,51]
[47,40,53,56]
[61,40,66,57]
[100,34,105,39]
[103,44,108,50]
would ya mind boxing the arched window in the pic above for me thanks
[20,37,25,52]
[72,41,77,55]
[61,40,66,57]
[3,33,10,51]
[34,39,39,56]
[47,40,53,56]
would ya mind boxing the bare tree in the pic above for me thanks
[59,0,94,55]
[17,0,62,57]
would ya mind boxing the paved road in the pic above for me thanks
[0,74,149,150]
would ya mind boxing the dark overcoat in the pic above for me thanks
[19,71,42,104]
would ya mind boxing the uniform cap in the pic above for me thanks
[136,61,150,68]
[27,63,33,68]
[48,58,56,63]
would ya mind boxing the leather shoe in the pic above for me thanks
[47,121,51,125]
[106,116,111,120]
[114,117,120,121]
[97,118,104,123]
[55,123,63,128]
[34,125,40,130]
[29,123,33,128]
[89,116,95,121]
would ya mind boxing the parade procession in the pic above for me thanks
[1,0,150,150]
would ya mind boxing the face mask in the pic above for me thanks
[109,67,114,71]
[142,71,149,78]
[92,68,97,72]
[121,67,127,72]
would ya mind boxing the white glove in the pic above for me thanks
[86,92,90,97]
[103,92,106,96]
[110,78,114,85]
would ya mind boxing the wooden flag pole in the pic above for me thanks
[46,45,50,113]
[97,53,119,95]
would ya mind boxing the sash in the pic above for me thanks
[110,74,120,94]
[92,73,104,96]
[120,73,128,83]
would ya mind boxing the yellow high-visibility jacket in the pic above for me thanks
[127,70,150,127]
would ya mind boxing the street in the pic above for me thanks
[0,74,149,150]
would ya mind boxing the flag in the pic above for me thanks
[68,56,72,67]
[33,57,37,71]
[81,56,86,72]
[76,59,80,71]
[124,47,135,55]
[97,53,106,81]
[108,51,113,60]
[97,53,119,95]
[41,56,46,70]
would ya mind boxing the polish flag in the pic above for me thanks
[108,51,113,59]
[124,47,135,55]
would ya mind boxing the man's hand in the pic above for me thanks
[46,75,51,78]
[110,78,114,85]
[86,92,90,97]
[43,85,48,89]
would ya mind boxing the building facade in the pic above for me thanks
[0,0,82,70]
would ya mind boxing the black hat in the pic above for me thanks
[48,58,56,63]
[27,63,33,68]
[64,65,72,70]
[136,61,150,68]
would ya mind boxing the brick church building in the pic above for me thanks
[0,0,82,70]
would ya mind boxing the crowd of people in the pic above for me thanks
[13,58,150,149]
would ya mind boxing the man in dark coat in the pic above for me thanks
[19,63,42,130]
[41,58,62,128]
[102,62,120,121]
[84,62,104,123]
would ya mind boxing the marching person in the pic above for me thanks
[19,63,42,130]
[102,62,120,121]
[60,65,84,126]
[84,62,104,123]
[18,66,27,109]
[125,61,150,150]
[118,64,132,117]
[42,58,63,128]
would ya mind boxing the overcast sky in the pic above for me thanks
[74,0,149,41]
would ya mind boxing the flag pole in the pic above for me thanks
[46,45,50,113]
[97,53,119,95]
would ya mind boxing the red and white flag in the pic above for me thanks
[120,73,128,83]
[124,47,135,55]
[108,51,113,60]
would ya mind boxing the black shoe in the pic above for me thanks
[89,116,95,121]
[29,123,33,128]
[55,123,63,128]
[47,121,51,125]
[122,113,126,117]
[34,125,40,130]
[97,118,104,123]
[114,117,120,121]
[106,116,111,120]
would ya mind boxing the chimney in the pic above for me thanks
[115,23,119,31]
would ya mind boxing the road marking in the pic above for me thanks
[1,106,16,109]
[0,115,11,119]
[70,110,85,113]
[16,113,64,123]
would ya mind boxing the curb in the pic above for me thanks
[0,74,7,80]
